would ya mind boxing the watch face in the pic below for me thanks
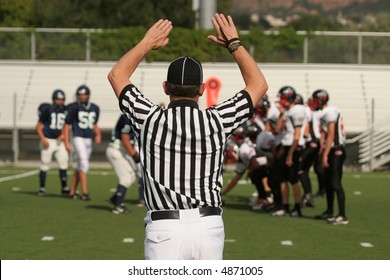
[229,42,242,53]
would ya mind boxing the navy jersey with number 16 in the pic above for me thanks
[37,103,67,139]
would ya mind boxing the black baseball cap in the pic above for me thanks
[167,56,203,85]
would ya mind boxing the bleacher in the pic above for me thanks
[1,61,390,133]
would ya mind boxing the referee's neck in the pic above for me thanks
[169,96,200,103]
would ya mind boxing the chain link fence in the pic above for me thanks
[1,27,389,64]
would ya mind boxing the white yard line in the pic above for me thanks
[0,170,39,183]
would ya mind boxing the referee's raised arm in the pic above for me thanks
[208,13,268,106]
[107,19,173,98]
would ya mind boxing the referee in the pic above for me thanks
[108,14,268,260]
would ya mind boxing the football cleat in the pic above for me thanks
[330,215,349,225]
[314,211,334,220]
[112,203,130,214]
[61,186,70,195]
[37,188,46,196]
[81,193,90,201]
[271,209,289,217]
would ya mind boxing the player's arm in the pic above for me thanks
[221,172,242,196]
[62,123,71,152]
[275,110,284,133]
[108,19,173,97]
[120,134,139,159]
[35,121,49,148]
[287,126,301,166]
[207,14,268,106]
[93,124,101,144]
[322,122,335,168]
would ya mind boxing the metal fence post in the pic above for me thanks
[358,35,363,64]
[86,31,91,61]
[31,31,36,61]
[303,36,309,63]
[369,98,375,171]
[12,93,19,164]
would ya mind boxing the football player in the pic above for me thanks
[36,89,69,196]
[63,85,101,201]
[273,86,307,217]
[312,89,348,225]
[106,114,140,214]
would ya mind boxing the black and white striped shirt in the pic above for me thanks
[119,84,253,210]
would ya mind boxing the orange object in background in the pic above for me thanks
[205,77,221,108]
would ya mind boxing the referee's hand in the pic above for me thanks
[208,14,239,47]
[143,19,173,50]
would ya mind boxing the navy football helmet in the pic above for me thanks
[76,85,90,105]
[52,89,65,107]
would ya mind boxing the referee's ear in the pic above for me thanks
[163,81,170,96]
[198,83,205,97]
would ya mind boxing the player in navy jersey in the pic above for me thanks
[106,114,142,214]
[36,89,69,196]
[63,85,101,201]
[108,15,268,259]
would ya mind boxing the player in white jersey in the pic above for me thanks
[312,89,348,225]
[222,127,272,210]
[273,86,306,217]
[255,97,282,211]
[298,97,326,207]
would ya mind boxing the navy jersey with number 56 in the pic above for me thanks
[65,102,100,138]
[38,103,67,139]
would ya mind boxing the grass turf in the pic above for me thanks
[1,167,390,260]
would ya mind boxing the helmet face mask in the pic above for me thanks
[295,94,304,105]
[311,89,329,110]
[278,86,296,108]
[76,85,90,105]
[225,142,240,163]
[256,98,270,118]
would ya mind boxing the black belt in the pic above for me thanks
[151,207,222,221]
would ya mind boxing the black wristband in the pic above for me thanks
[225,37,240,47]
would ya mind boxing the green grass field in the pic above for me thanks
[1,167,390,260]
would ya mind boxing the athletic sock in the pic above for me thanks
[59,169,68,188]
[39,170,46,188]
[115,184,127,206]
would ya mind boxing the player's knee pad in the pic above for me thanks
[119,170,136,188]
[40,164,49,172]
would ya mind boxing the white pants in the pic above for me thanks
[106,143,137,188]
[72,137,92,173]
[144,208,225,260]
[40,139,69,171]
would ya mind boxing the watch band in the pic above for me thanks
[228,41,243,53]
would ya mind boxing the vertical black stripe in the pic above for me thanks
[335,113,340,146]
[198,111,207,203]
[189,108,197,206]
[179,107,187,201]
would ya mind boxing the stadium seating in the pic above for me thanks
[1,61,389,133]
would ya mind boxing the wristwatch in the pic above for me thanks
[228,41,243,53]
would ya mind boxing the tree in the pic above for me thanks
[0,0,33,26]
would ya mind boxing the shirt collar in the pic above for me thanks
[168,99,199,109]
